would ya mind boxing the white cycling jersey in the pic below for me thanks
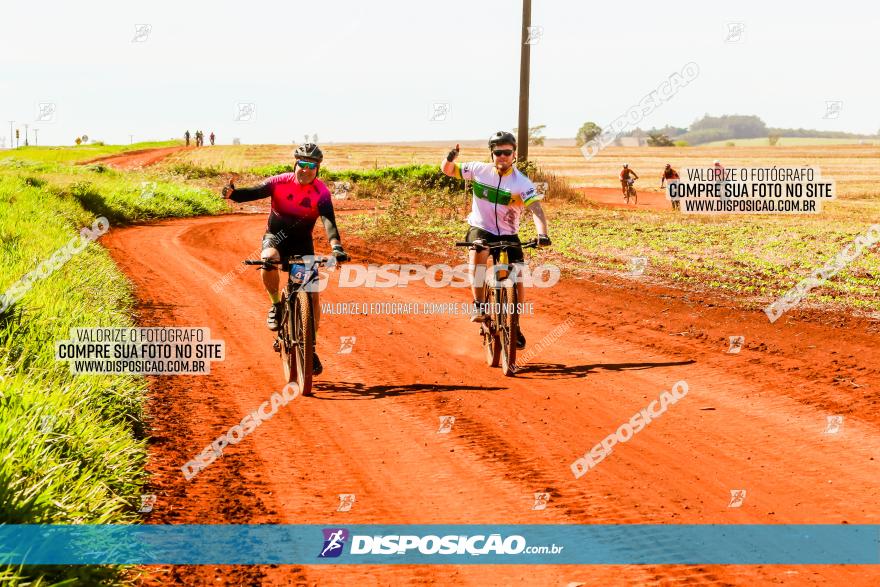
[452,161,542,236]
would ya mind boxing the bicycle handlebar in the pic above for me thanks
[455,239,538,250]
[243,255,335,268]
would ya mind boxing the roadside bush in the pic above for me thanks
[168,162,224,179]
[518,160,586,205]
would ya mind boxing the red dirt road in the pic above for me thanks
[82,146,191,169]
[579,186,671,210]
[104,215,880,586]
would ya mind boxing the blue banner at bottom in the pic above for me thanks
[0,525,878,565]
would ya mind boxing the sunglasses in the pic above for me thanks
[492,149,514,157]
[296,160,318,170]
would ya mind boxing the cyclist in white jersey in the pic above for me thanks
[440,131,551,349]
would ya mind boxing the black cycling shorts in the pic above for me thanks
[465,226,524,264]
[261,231,315,266]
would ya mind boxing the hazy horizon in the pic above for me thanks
[3,0,878,146]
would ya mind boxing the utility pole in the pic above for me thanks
[33,128,39,146]
[516,0,532,161]
[23,123,29,146]
[7,121,13,150]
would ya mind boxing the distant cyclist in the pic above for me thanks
[660,163,680,187]
[184,130,191,146]
[660,163,681,209]
[440,131,551,349]
[221,143,349,375]
[712,160,725,182]
[209,132,215,146]
[620,164,638,198]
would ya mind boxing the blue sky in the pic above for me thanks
[2,0,878,145]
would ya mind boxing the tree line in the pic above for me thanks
[575,114,879,147]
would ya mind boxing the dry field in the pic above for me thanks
[168,141,880,202]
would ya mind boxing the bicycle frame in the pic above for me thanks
[243,255,332,392]
[624,178,638,204]
[455,239,536,376]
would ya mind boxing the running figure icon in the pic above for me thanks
[320,529,347,557]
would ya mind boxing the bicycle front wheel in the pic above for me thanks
[294,290,314,396]
[483,285,501,367]
[279,294,296,384]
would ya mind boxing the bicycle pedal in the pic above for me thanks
[272,339,281,353]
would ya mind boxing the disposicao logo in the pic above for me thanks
[318,528,349,558]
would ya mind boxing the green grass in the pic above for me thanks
[341,189,880,314]
[0,174,149,585]
[0,159,225,224]
[167,161,225,179]
[252,162,463,188]
[0,141,181,165]
[0,149,226,585]
[245,162,586,210]
[545,207,879,311]
[317,162,878,315]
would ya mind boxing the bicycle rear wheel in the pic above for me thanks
[499,285,519,377]
[294,290,314,396]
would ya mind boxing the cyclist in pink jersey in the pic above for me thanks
[222,143,349,375]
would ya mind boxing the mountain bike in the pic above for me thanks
[624,178,638,205]
[455,239,537,377]
[244,255,332,396]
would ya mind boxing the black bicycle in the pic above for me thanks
[624,177,638,205]
[244,255,333,396]
[455,239,537,377]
